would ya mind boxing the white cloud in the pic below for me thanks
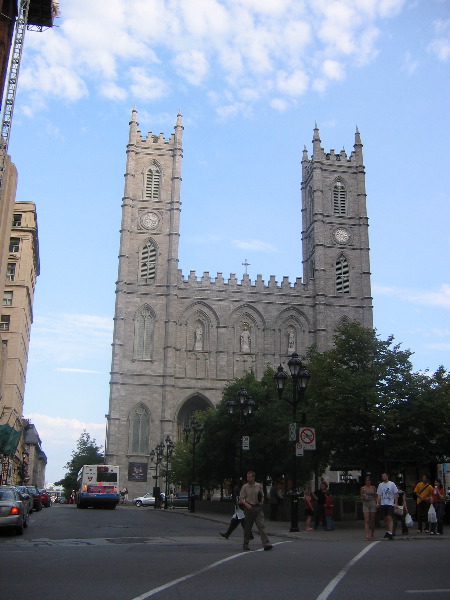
[29,313,113,367]
[17,0,409,113]
[276,69,309,96]
[233,239,277,252]
[129,67,167,101]
[24,413,106,484]
[173,50,209,85]
[428,18,450,61]
[373,283,450,309]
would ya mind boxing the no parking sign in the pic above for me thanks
[299,427,316,450]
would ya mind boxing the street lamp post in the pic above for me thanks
[183,417,203,513]
[274,352,310,532]
[163,435,175,509]
[226,386,255,479]
[150,442,164,509]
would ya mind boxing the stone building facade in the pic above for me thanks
[105,110,373,493]
[0,201,40,484]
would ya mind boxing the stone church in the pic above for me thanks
[105,109,373,492]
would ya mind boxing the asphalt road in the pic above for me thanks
[1,504,449,600]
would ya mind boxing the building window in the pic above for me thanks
[134,307,154,360]
[12,214,22,227]
[140,241,156,283]
[9,237,20,252]
[336,255,350,294]
[0,315,10,331]
[145,164,161,200]
[333,181,347,215]
[2,291,13,306]
[129,405,150,454]
[6,263,16,281]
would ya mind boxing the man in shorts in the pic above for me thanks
[376,473,399,541]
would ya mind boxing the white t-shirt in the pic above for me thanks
[377,481,398,505]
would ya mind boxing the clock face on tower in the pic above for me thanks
[140,212,160,230]
[333,228,350,244]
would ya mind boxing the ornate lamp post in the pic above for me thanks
[226,386,255,479]
[184,417,203,513]
[274,352,310,532]
[163,435,175,509]
[150,441,164,509]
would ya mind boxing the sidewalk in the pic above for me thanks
[181,509,442,543]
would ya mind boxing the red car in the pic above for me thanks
[26,486,42,511]
[39,489,51,507]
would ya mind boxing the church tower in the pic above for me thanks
[106,110,183,470]
[301,125,372,349]
[105,112,373,493]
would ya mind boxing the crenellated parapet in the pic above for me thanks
[178,269,306,291]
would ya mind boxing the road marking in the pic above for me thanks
[131,541,289,600]
[406,591,450,594]
[315,542,379,600]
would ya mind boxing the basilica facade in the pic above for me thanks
[105,110,373,493]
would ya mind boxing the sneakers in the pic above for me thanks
[264,544,273,551]
[242,545,250,551]
[220,532,229,539]
[384,532,393,541]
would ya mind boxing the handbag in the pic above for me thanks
[405,513,413,527]
[394,506,404,516]
[428,504,437,523]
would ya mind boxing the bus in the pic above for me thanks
[76,465,120,509]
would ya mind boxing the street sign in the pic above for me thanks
[299,427,316,450]
[289,423,297,441]
[296,442,304,456]
[242,435,249,450]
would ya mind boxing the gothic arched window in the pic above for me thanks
[134,306,154,360]
[308,187,314,224]
[145,164,161,200]
[140,241,156,283]
[129,404,150,454]
[333,180,347,215]
[336,255,350,295]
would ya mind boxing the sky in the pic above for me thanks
[6,0,449,484]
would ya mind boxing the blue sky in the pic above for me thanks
[7,0,449,484]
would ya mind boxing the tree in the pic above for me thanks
[55,430,104,499]
[306,321,417,478]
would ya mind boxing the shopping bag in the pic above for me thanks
[405,513,413,527]
[428,505,437,523]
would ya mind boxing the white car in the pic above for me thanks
[133,492,165,507]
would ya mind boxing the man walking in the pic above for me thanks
[240,471,273,551]
[376,473,398,541]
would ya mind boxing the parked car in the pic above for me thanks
[0,485,29,535]
[54,496,66,504]
[39,489,51,507]
[25,485,42,511]
[172,492,189,508]
[14,486,34,514]
[133,492,165,507]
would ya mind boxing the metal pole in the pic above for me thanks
[290,383,299,532]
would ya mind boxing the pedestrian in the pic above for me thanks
[240,471,273,551]
[312,481,327,530]
[220,485,254,540]
[429,478,445,535]
[360,475,377,540]
[304,488,315,531]
[393,483,409,536]
[325,490,334,531]
[376,472,398,541]
[269,481,283,521]
[120,486,128,504]
[413,474,433,533]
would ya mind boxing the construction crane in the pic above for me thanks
[0,0,58,198]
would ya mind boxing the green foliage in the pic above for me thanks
[172,321,450,493]
[54,430,104,499]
